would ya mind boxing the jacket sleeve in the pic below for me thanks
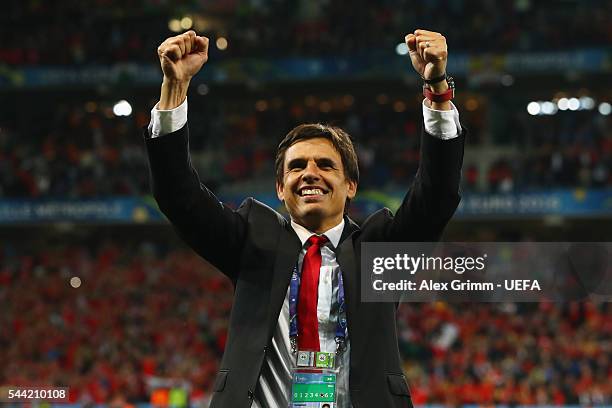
[144,123,248,281]
[384,127,466,242]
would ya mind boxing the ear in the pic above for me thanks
[276,180,285,201]
[346,179,357,199]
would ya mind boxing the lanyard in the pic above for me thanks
[289,246,347,354]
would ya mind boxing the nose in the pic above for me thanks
[301,160,321,183]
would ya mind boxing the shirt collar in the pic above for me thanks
[290,218,345,249]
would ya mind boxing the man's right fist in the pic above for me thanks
[157,31,209,82]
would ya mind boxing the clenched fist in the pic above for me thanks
[405,30,448,83]
[157,30,209,82]
[157,31,209,109]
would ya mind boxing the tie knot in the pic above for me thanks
[307,235,328,248]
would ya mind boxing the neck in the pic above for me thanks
[295,214,343,234]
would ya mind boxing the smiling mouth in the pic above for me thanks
[298,187,328,197]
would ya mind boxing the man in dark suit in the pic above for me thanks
[145,29,464,408]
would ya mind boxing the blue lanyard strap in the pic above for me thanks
[336,271,347,340]
[289,265,300,338]
[289,257,347,353]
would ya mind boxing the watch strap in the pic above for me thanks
[423,75,455,102]
[422,73,447,85]
[423,85,455,102]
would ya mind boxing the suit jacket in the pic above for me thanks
[144,123,465,408]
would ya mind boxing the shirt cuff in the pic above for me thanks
[148,98,188,138]
[422,100,462,140]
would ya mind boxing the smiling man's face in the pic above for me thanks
[276,137,357,233]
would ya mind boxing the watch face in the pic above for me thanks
[422,75,455,91]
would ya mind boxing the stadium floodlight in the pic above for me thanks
[395,43,409,56]
[598,102,611,116]
[168,19,181,33]
[557,97,569,111]
[579,96,595,110]
[527,101,541,116]
[70,277,82,288]
[180,16,193,30]
[113,100,132,117]
[568,97,580,111]
[541,101,557,115]
[216,37,228,51]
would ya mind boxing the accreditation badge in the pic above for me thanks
[290,351,338,408]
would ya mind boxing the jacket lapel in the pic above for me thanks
[267,219,301,338]
[336,217,365,387]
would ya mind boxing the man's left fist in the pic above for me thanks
[405,30,448,81]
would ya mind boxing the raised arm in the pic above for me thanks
[145,31,248,281]
[384,30,465,241]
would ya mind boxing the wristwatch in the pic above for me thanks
[422,74,455,103]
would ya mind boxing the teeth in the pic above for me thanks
[301,188,323,196]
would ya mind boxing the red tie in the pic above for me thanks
[298,235,328,351]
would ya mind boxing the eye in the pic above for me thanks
[317,159,336,170]
[287,160,306,173]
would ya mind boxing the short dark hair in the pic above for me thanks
[275,123,359,185]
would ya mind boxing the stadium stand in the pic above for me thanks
[1,0,610,64]
[1,1,610,407]
[1,91,610,197]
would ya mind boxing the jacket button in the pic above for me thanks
[248,390,254,399]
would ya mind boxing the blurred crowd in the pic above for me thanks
[398,302,611,406]
[0,102,151,198]
[1,240,610,405]
[0,239,232,405]
[1,92,610,198]
[475,106,612,193]
[1,0,610,65]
